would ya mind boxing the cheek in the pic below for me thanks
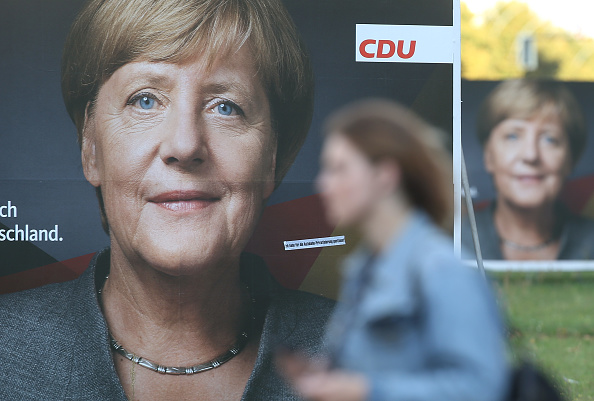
[543,149,571,177]
[93,111,158,176]
[333,172,371,211]
[327,173,356,199]
[213,142,275,250]
[230,141,272,174]
[91,124,163,232]
[95,139,156,213]
[211,135,276,199]
[486,143,513,172]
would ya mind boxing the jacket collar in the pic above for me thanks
[65,248,297,400]
[67,248,128,399]
[343,210,434,320]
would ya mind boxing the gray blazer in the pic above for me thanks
[0,248,334,400]
[462,202,594,260]
[325,211,509,401]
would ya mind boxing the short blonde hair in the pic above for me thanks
[62,0,314,184]
[61,0,314,232]
[324,99,453,231]
[477,79,586,164]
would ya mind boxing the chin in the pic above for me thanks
[330,212,362,229]
[133,234,234,277]
[503,196,555,211]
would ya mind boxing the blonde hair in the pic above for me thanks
[477,79,586,164]
[61,0,314,232]
[324,99,453,231]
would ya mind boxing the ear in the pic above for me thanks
[376,159,402,195]
[81,102,101,188]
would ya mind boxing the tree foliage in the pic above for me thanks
[462,1,594,81]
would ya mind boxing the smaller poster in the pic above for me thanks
[462,79,594,270]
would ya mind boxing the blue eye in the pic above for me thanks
[504,132,519,141]
[543,135,560,146]
[217,102,235,116]
[138,96,155,110]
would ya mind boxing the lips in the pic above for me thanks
[148,190,220,212]
[514,174,545,184]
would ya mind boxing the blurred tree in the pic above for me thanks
[462,1,594,81]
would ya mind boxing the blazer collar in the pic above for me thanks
[67,248,128,399]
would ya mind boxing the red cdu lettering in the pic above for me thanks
[377,40,395,58]
[397,40,416,59]
[359,39,417,59]
[359,39,376,58]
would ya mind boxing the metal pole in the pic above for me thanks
[461,148,486,277]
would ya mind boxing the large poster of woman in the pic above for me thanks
[0,1,458,398]
[1,0,457,293]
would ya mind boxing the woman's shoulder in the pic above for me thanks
[264,288,335,354]
[461,202,503,259]
[406,218,491,295]
[559,210,594,259]
[273,288,336,319]
[0,277,100,385]
[241,251,335,316]
[0,260,125,400]
[0,253,99,342]
[0,279,87,395]
[240,252,335,349]
[412,219,464,266]
[378,212,476,284]
[0,278,81,327]
[564,211,594,232]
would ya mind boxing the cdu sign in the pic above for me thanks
[356,24,455,63]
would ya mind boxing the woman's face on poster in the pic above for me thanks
[81,46,277,276]
[484,106,572,209]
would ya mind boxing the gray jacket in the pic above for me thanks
[0,248,334,400]
[462,202,594,260]
[326,211,509,401]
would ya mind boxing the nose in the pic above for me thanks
[159,105,207,168]
[520,134,540,164]
[315,169,328,195]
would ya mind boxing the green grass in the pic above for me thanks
[493,272,594,400]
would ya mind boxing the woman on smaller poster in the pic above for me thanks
[465,79,594,260]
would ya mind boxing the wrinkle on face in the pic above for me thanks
[84,46,277,277]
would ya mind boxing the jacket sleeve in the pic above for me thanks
[367,258,509,401]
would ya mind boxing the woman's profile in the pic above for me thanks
[281,99,508,401]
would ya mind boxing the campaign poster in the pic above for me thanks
[462,79,594,270]
[1,0,459,297]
